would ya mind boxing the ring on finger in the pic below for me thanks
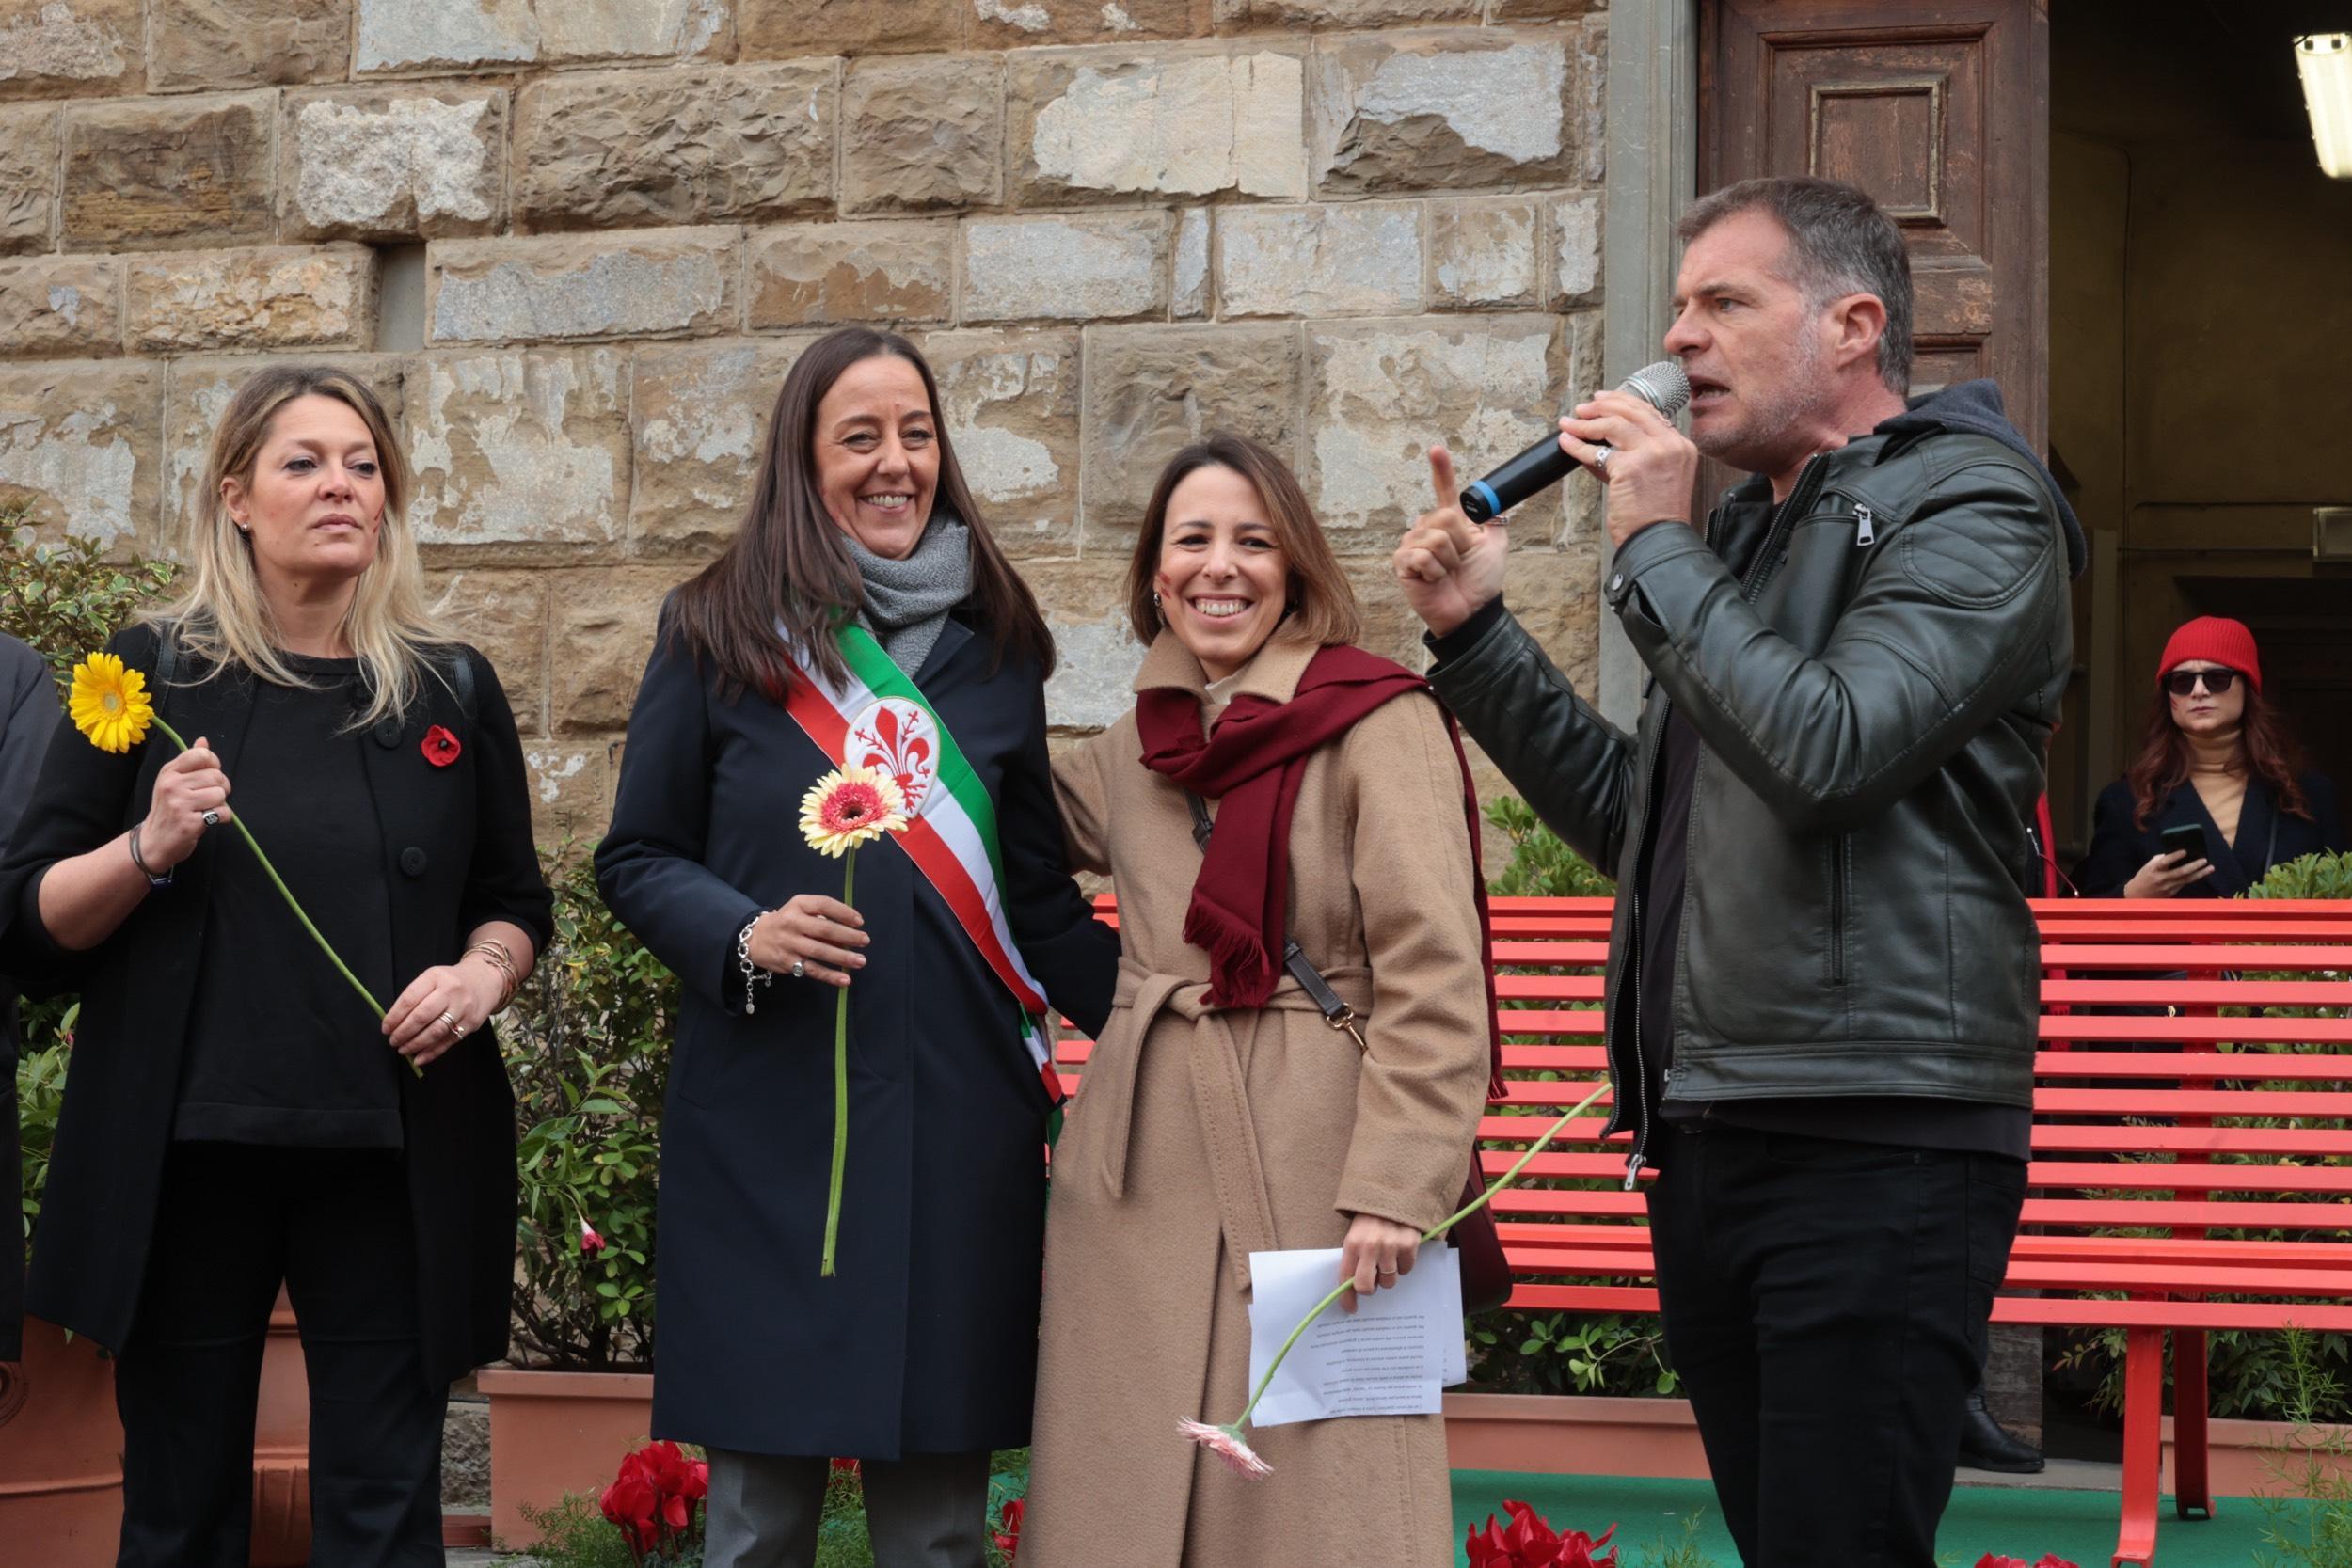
[437,1009,462,1038]
[199,809,220,828]
[789,959,806,980]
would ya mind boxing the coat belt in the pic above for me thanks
[1087,958,1374,1291]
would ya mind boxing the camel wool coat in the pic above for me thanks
[1024,631,1491,1567]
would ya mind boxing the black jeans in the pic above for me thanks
[1645,1125,2026,1568]
[113,1141,446,1568]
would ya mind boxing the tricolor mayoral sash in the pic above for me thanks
[780,624,1061,1103]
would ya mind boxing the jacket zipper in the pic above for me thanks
[1742,456,1829,599]
[1615,747,1663,1191]
[1613,457,1828,1191]
[1828,835,1848,983]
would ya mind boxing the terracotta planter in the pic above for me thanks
[478,1365,656,1548]
[250,1291,311,1567]
[0,1298,310,1568]
[2163,1414,2352,1498]
[0,1318,123,1568]
[1444,1392,1709,1479]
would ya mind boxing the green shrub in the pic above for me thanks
[15,1028,68,1260]
[0,531,179,683]
[1485,796,1616,898]
[2254,1327,2352,1568]
[502,847,679,1371]
[1466,1310,1678,1399]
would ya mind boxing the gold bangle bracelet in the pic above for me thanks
[462,942,519,1013]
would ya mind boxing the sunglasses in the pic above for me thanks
[2163,669,2239,698]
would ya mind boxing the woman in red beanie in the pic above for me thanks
[2074,616,2343,897]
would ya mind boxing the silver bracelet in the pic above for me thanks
[737,912,775,1015]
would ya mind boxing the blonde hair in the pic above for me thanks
[149,365,451,731]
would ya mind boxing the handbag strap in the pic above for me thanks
[1183,791,1364,1046]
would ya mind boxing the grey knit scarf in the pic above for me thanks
[845,511,973,676]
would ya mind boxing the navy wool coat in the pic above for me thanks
[0,624,552,1385]
[595,607,1118,1460]
[2074,770,2344,898]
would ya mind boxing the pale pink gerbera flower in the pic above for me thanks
[1178,1419,1273,1479]
[799,766,909,858]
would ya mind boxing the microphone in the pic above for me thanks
[1458,359,1692,523]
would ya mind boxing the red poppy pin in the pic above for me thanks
[422,725,462,768]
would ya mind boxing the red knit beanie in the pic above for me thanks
[2157,616,2262,693]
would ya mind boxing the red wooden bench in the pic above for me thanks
[1062,895,2352,1568]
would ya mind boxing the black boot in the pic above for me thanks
[1958,1384,2045,1473]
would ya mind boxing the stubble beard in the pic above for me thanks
[1690,332,1836,478]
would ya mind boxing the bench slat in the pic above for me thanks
[1490,975,2352,1007]
[1495,1288,2352,1334]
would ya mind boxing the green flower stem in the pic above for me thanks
[149,718,418,1074]
[1231,1080,1612,1432]
[819,846,857,1278]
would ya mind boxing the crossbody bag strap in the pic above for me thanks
[1183,790,1364,1048]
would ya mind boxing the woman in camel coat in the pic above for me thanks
[1023,434,1492,1565]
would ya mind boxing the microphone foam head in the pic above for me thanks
[1624,359,1692,420]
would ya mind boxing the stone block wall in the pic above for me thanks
[2,0,1611,843]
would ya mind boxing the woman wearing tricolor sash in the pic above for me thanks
[1023,434,1494,1565]
[596,328,1119,1568]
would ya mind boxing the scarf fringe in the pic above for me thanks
[1181,900,1278,1009]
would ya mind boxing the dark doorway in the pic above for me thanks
[2048,0,2352,857]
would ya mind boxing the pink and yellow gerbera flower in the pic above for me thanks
[799,765,908,858]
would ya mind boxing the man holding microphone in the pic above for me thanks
[1395,176,2083,1563]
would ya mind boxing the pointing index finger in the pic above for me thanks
[1427,443,1459,510]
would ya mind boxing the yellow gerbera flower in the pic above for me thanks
[798,765,908,858]
[69,651,155,754]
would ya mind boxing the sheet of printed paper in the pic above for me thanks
[1244,1245,1468,1429]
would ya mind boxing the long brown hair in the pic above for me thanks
[665,327,1053,697]
[1124,433,1362,649]
[2124,675,2312,829]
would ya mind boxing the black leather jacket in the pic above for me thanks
[1431,393,2075,1178]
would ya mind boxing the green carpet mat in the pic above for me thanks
[1450,1470,2312,1567]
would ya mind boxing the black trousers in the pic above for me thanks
[1645,1125,2026,1568]
[113,1141,445,1568]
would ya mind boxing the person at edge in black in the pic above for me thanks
[1393,176,2082,1566]
[0,366,552,1568]
[2074,614,2343,901]
[0,629,61,1372]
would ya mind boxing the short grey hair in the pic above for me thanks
[1677,176,1914,396]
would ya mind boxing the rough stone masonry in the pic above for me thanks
[0,0,1611,843]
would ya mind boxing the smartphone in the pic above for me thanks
[2158,822,2207,863]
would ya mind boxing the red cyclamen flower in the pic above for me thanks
[599,1465,660,1554]
[991,1497,1025,1560]
[1466,1503,1617,1568]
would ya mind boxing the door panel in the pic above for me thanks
[1703,0,2049,444]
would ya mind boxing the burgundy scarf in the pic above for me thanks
[1136,643,1504,1098]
